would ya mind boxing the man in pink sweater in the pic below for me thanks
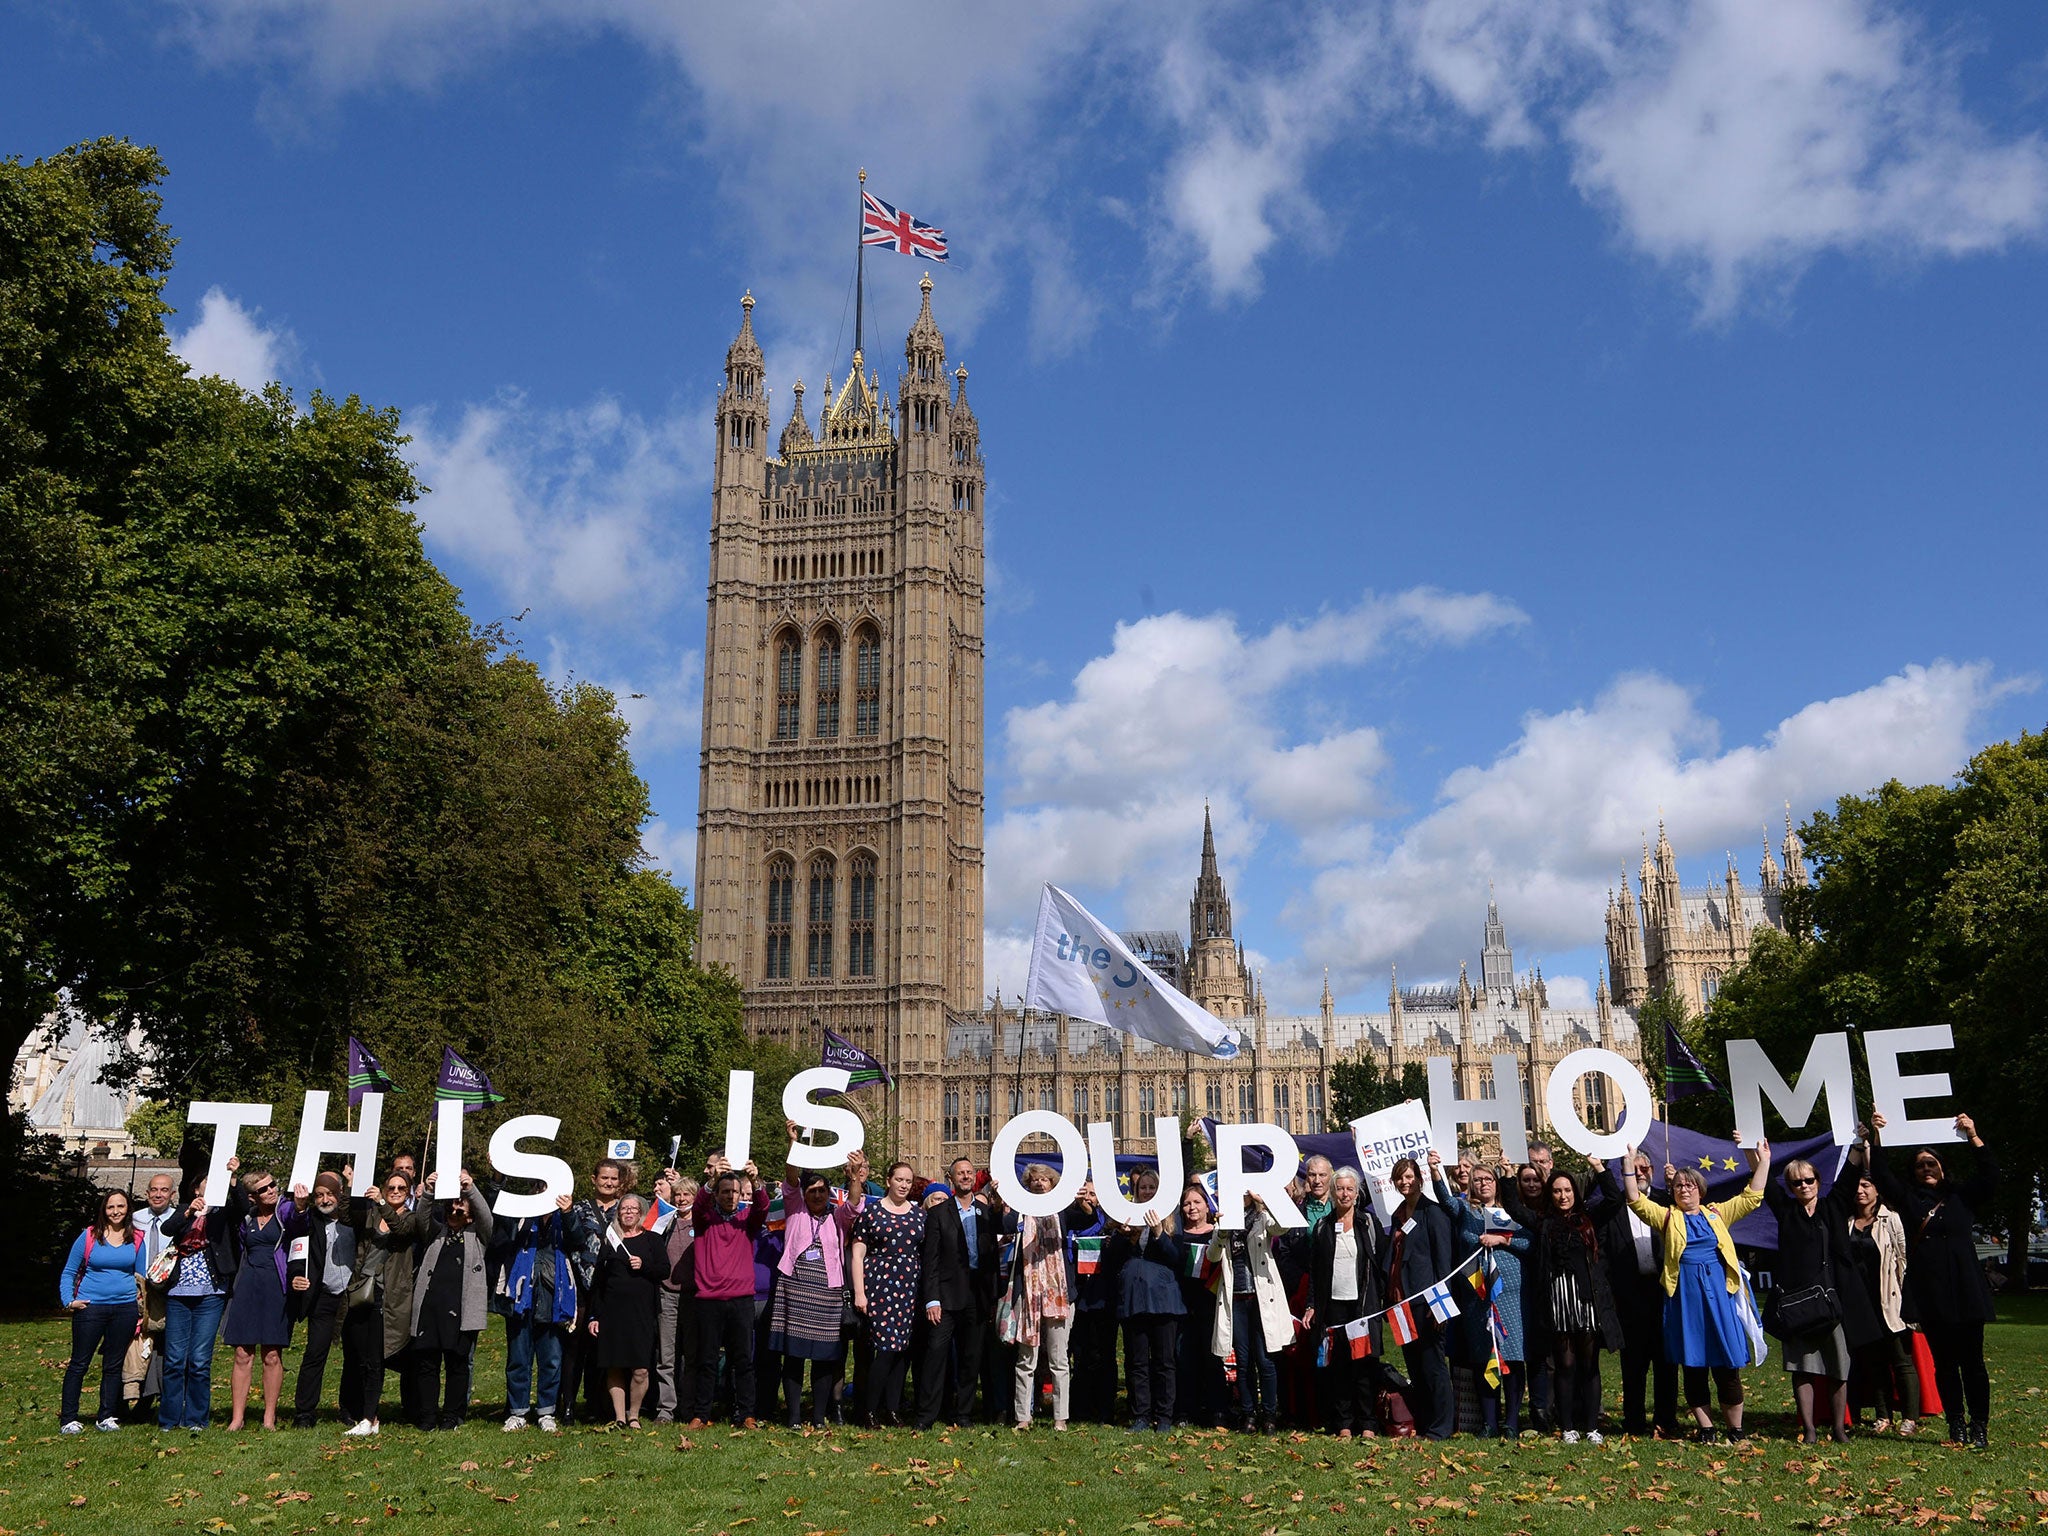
[688,1155,768,1428]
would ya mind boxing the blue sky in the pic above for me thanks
[8,1,2046,1015]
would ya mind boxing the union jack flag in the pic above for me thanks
[862,192,949,261]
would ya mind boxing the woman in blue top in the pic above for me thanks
[58,1189,145,1433]
[220,1167,292,1431]
[1430,1151,1531,1438]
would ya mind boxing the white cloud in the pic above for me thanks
[982,587,1527,982]
[171,286,295,391]
[170,0,2048,322]
[405,392,707,624]
[639,816,697,894]
[1287,659,2027,1003]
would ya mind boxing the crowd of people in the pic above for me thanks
[55,1112,2000,1449]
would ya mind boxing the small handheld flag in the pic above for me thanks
[1073,1234,1105,1276]
[1484,1308,1506,1388]
[862,191,949,261]
[347,1036,398,1108]
[434,1047,504,1114]
[606,1139,637,1160]
[648,1196,678,1236]
[822,1028,891,1089]
[1664,1021,1721,1098]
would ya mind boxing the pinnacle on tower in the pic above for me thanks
[778,377,815,456]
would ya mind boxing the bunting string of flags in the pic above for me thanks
[1327,1246,1486,1354]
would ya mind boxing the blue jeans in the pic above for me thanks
[161,1292,226,1429]
[1230,1297,1279,1419]
[504,1314,565,1417]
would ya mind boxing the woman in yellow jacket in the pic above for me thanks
[1623,1140,1769,1443]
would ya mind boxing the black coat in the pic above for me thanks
[1764,1175,1883,1349]
[281,1206,353,1321]
[160,1177,252,1295]
[1499,1179,1626,1354]
[1385,1198,1455,1338]
[1593,1169,1666,1343]
[1308,1210,1383,1322]
[1106,1225,1185,1319]
[919,1195,998,1312]
[1866,1142,1999,1327]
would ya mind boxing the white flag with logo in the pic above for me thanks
[1022,884,1242,1060]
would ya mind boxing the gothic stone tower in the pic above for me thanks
[1186,807,1255,1018]
[694,280,986,1169]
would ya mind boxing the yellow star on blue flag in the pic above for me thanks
[1697,1155,1714,1170]
[1722,1157,1740,1171]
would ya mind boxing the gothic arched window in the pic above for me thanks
[774,631,801,741]
[814,629,841,739]
[854,626,881,737]
[764,858,794,981]
[848,853,876,978]
[806,855,836,980]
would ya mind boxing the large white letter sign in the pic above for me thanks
[722,1069,755,1168]
[1864,1025,1964,1145]
[1728,1033,1856,1148]
[1214,1123,1307,1230]
[429,1098,466,1198]
[1090,1118,1183,1224]
[186,1101,273,1207]
[287,1091,383,1196]
[489,1116,576,1218]
[1544,1048,1654,1161]
[1426,1053,1530,1165]
[782,1067,866,1168]
[989,1110,1088,1216]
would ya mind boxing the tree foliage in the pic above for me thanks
[3,140,744,1217]
[1329,1053,1427,1127]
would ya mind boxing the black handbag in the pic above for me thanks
[1767,1282,1841,1338]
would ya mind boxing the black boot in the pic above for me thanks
[1968,1423,1988,1451]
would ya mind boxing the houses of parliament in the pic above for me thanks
[692,287,1806,1170]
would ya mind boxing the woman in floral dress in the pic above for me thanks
[850,1161,925,1426]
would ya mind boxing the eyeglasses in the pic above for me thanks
[1787,1176,1816,1187]
[253,1183,277,1196]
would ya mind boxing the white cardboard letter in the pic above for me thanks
[723,1070,755,1168]
[488,1115,576,1217]
[1544,1048,1654,1160]
[186,1101,273,1207]
[1864,1025,1964,1145]
[287,1090,383,1196]
[1215,1123,1307,1230]
[429,1097,465,1198]
[1427,1053,1530,1165]
[1728,1033,1856,1148]
[1090,1118,1183,1224]
[989,1110,1088,1216]
[782,1067,866,1167]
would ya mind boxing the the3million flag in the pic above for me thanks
[434,1047,504,1114]
[347,1036,397,1109]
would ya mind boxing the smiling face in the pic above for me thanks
[1391,1160,1419,1200]
[804,1178,831,1216]
[383,1175,410,1210]
[100,1191,130,1229]
[594,1163,623,1201]
[1912,1151,1944,1188]
[1547,1173,1577,1214]
[616,1195,643,1234]
[1180,1186,1208,1226]
[246,1172,279,1211]
[1331,1176,1358,1215]
[1854,1175,1879,1216]
[145,1175,175,1212]
[1131,1169,1160,1206]
[1517,1166,1542,1202]
[1304,1161,1331,1202]
[950,1158,977,1197]
[313,1184,340,1215]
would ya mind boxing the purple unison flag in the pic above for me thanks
[433,1046,503,1114]
[347,1036,397,1109]
[821,1027,890,1089]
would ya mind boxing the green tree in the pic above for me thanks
[1329,1053,1427,1126]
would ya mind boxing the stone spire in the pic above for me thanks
[778,377,815,456]
[1190,804,1232,941]
[1781,805,1808,887]
[1319,967,1334,1022]
[1759,824,1784,895]
[1481,888,1515,998]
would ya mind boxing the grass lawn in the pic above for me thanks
[2,1300,2044,1536]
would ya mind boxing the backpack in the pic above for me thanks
[72,1225,144,1300]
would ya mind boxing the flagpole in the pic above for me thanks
[854,167,866,366]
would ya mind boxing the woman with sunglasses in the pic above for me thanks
[1861,1111,1997,1449]
[1765,1155,1879,1443]
[220,1167,292,1431]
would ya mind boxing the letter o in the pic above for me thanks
[1544,1047,1654,1160]
[990,1111,1089,1216]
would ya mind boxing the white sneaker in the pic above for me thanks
[61,1421,85,1435]
[1562,1430,1581,1443]
[343,1419,377,1437]
[537,1415,559,1434]
[96,1417,121,1432]
[1587,1430,1604,1445]
[503,1414,527,1432]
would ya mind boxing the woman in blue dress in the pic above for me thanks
[1430,1152,1531,1437]
[220,1165,294,1431]
[850,1161,926,1426]
[1624,1140,1770,1443]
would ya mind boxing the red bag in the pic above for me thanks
[1376,1390,1417,1438]
[1911,1331,1943,1418]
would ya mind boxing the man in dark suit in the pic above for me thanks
[914,1157,998,1430]
[1596,1151,1679,1437]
